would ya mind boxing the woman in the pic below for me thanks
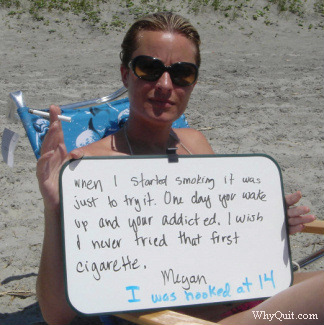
[36,12,323,325]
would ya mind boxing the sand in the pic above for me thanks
[0,1,323,324]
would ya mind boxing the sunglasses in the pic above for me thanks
[128,55,198,87]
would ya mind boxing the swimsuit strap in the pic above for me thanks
[170,129,193,155]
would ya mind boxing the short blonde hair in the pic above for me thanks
[120,12,201,68]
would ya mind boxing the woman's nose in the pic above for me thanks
[156,71,173,91]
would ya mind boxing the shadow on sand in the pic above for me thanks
[0,302,103,325]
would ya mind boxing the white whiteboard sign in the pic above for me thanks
[59,154,292,316]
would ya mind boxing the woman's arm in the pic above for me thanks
[37,207,77,325]
[36,105,83,324]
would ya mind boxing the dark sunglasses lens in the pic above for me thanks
[133,57,163,81]
[171,63,197,86]
[131,56,198,86]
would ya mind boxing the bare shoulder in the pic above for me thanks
[173,128,214,154]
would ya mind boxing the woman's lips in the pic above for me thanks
[149,98,174,108]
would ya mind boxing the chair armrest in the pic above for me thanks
[302,219,324,234]
[115,310,219,325]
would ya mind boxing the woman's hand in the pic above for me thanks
[286,191,316,235]
[36,105,83,216]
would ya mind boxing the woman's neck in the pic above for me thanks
[124,117,176,155]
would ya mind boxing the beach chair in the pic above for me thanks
[8,88,189,160]
[6,90,324,325]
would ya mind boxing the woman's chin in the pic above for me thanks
[149,110,180,125]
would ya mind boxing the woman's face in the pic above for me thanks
[121,31,198,126]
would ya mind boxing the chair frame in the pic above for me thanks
[8,87,128,121]
[116,310,218,325]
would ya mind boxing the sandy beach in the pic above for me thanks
[0,1,323,324]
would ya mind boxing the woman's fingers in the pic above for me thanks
[37,144,67,185]
[41,121,60,154]
[285,191,317,235]
[41,106,65,156]
[289,224,304,235]
[37,103,84,213]
[287,205,310,218]
[36,150,55,181]
[69,148,84,160]
[50,143,69,174]
[288,213,316,226]
[49,105,62,124]
[285,191,302,207]
[37,143,70,212]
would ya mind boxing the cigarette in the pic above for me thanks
[28,109,71,122]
